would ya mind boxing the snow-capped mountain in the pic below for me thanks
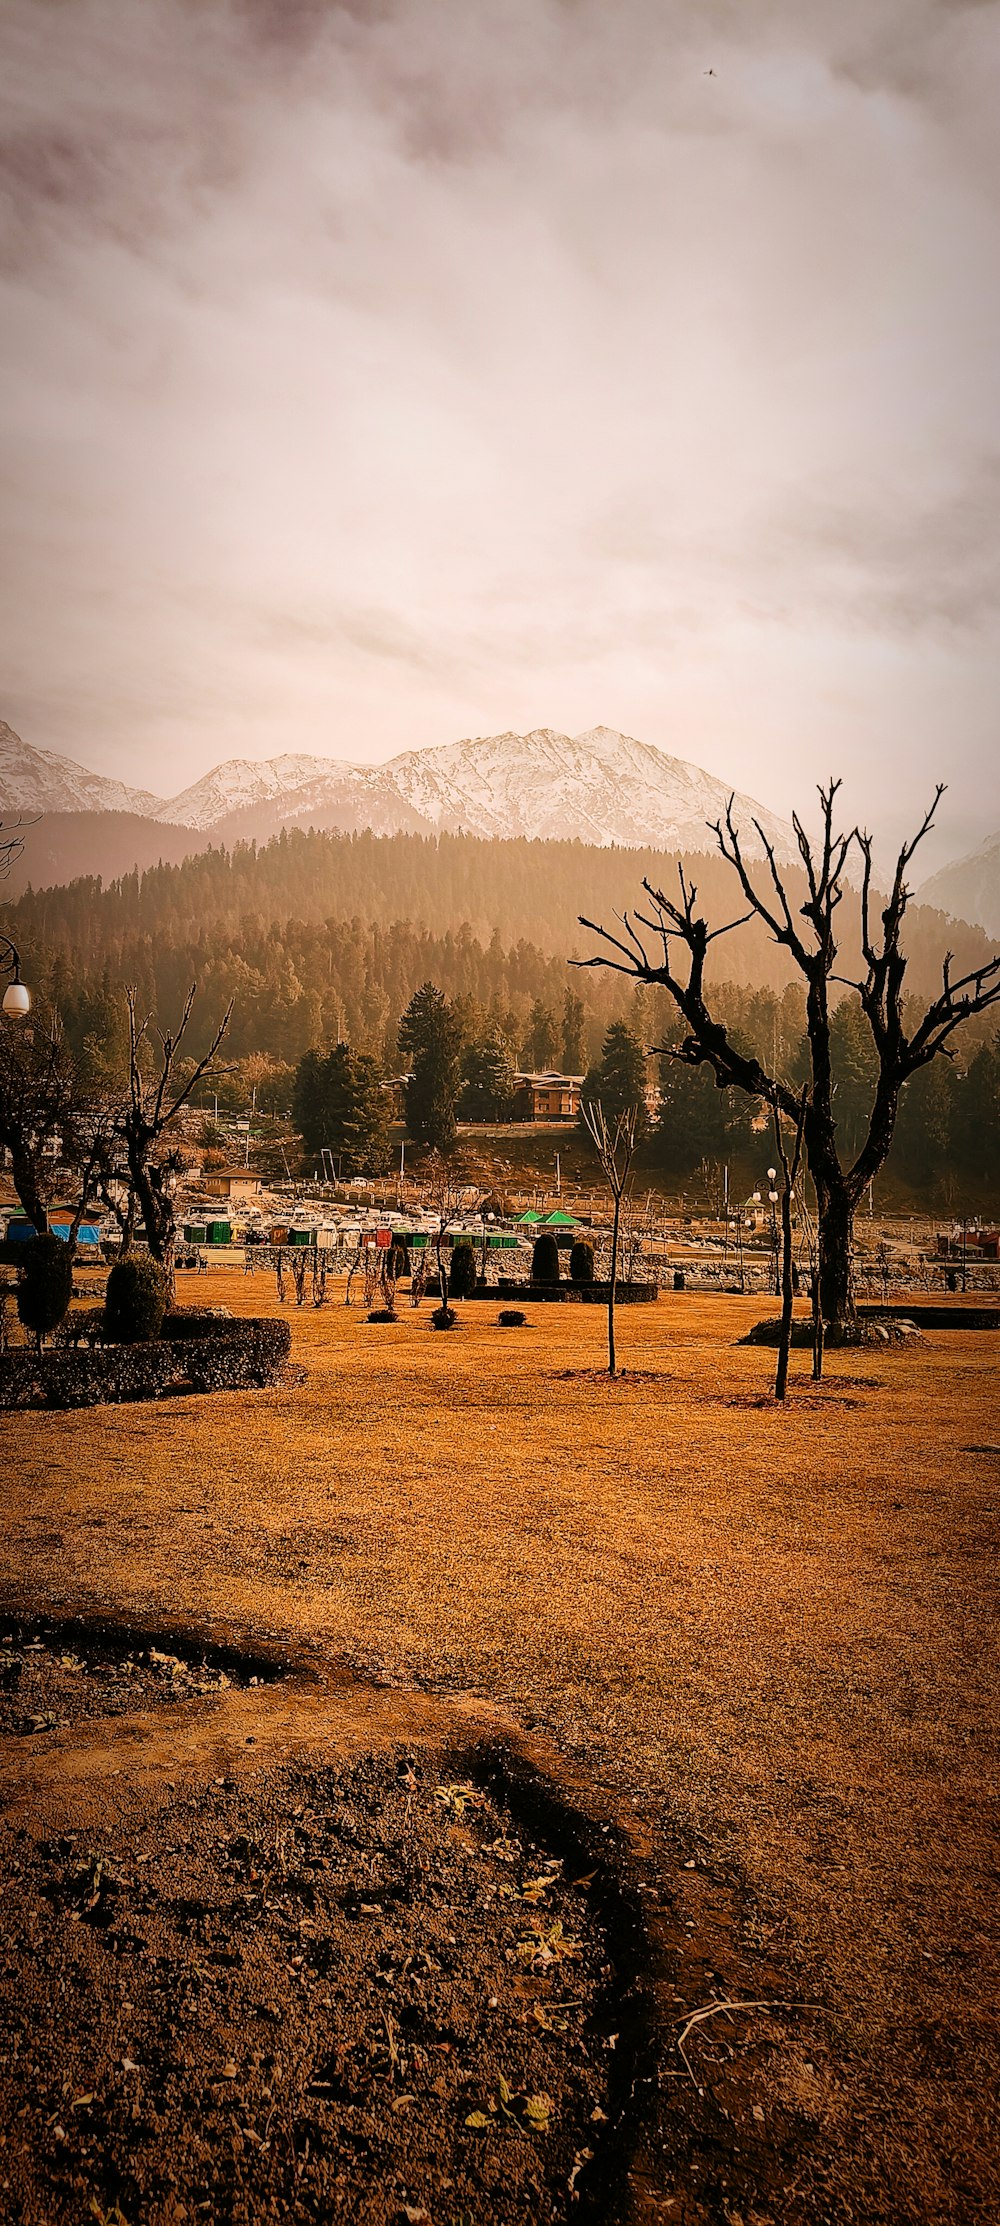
[162,753,355,830]
[0,719,798,859]
[373,726,793,852]
[917,829,1000,938]
[0,721,162,819]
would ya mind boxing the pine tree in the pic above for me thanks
[457,1036,515,1121]
[291,1042,392,1174]
[560,989,586,1073]
[652,1054,751,1176]
[523,999,560,1070]
[342,1053,393,1176]
[292,1044,353,1162]
[579,1021,649,1139]
[398,983,463,1151]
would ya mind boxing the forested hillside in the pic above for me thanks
[6,824,994,1064]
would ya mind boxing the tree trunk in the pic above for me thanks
[817,1182,857,1337]
[775,1184,795,1401]
[607,1193,620,1376]
[9,1146,49,1235]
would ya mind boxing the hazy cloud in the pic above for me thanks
[1,0,998,860]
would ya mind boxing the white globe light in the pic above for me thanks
[2,980,30,1018]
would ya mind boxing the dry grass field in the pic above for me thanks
[2,1275,998,2224]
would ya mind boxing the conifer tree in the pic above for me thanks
[398,983,463,1151]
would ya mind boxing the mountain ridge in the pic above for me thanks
[0,719,797,860]
[916,828,1000,940]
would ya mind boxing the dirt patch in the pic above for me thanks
[0,1616,287,1740]
[552,1369,668,1384]
[0,1747,632,2226]
[718,1393,862,1410]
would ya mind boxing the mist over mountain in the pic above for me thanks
[917,830,1000,939]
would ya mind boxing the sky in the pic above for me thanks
[2,0,999,866]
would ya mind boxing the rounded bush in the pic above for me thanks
[430,1304,458,1330]
[498,1308,527,1327]
[448,1242,478,1299]
[367,1306,398,1323]
[569,1240,595,1286]
[531,1232,560,1283]
[17,1233,74,1348]
[105,1254,168,1344]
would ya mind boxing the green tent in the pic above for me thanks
[543,1209,576,1227]
[517,1210,542,1225]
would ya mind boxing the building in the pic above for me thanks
[202,1170,264,1203]
[511,1072,585,1122]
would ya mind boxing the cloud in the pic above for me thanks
[1,0,998,858]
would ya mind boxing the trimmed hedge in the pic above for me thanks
[105,1254,168,1343]
[531,1233,561,1283]
[569,1240,595,1286]
[0,1318,291,1409]
[43,1345,176,1408]
[17,1233,74,1346]
[448,1242,479,1299]
[161,1307,237,1339]
[0,1353,42,1408]
[179,1321,291,1392]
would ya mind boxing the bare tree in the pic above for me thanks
[122,983,231,1298]
[580,1100,638,1376]
[0,1013,121,1253]
[420,1149,474,1323]
[771,1089,808,1401]
[0,1015,72,1236]
[577,783,1000,1337]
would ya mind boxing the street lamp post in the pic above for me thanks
[767,1166,780,1297]
[1,935,31,1019]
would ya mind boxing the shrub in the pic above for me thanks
[531,1232,560,1283]
[161,1307,235,1337]
[0,1318,291,1407]
[367,1306,398,1324]
[498,1308,527,1327]
[0,1352,43,1408]
[17,1234,74,1349]
[449,1242,478,1299]
[430,1304,458,1330]
[56,1306,107,1349]
[105,1254,168,1344]
[178,1320,291,1392]
[42,1345,176,1408]
[569,1240,595,1286]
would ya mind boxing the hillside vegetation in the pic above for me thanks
[6,824,995,1054]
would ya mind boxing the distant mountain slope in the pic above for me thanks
[917,830,1000,939]
[0,720,797,862]
[0,721,162,819]
[1,812,210,894]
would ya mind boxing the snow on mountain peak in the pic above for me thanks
[0,718,798,860]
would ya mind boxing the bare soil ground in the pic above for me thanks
[1,1276,998,2225]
